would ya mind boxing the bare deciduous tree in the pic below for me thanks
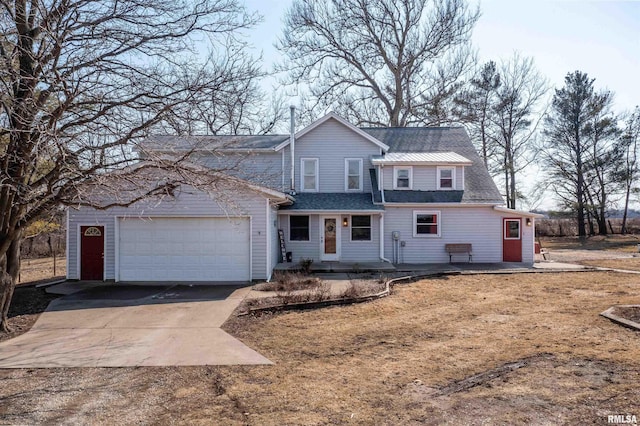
[0,0,259,331]
[278,0,479,127]
[160,41,288,136]
[492,54,548,209]
[455,55,547,209]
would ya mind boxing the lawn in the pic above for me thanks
[1,271,639,424]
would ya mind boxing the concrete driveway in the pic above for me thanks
[0,284,271,368]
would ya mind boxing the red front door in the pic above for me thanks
[503,219,522,262]
[81,226,104,280]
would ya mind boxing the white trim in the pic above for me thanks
[393,166,413,190]
[249,215,253,281]
[349,214,372,242]
[320,215,341,261]
[282,112,390,151]
[266,199,270,280]
[383,202,499,208]
[437,166,456,190]
[77,223,107,281]
[281,149,286,191]
[413,210,441,238]
[493,206,544,218]
[460,166,465,190]
[504,218,521,240]
[65,209,70,280]
[344,158,363,192]
[279,209,385,215]
[300,157,319,192]
[114,217,119,282]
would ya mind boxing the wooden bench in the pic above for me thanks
[445,243,472,263]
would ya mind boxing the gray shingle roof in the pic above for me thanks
[280,193,384,211]
[362,127,504,204]
[140,134,289,151]
[384,190,464,203]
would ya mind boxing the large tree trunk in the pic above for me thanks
[0,232,22,333]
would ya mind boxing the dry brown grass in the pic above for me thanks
[1,271,639,424]
[18,256,66,285]
[578,257,640,271]
[540,235,640,252]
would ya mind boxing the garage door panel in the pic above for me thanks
[118,218,250,282]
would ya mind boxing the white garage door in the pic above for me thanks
[118,217,250,281]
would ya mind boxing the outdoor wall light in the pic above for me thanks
[526,218,532,226]
[343,217,349,227]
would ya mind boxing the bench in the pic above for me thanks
[445,243,472,263]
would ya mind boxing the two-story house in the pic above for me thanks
[66,112,539,282]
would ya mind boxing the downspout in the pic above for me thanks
[290,105,296,194]
[379,165,385,203]
[379,213,392,263]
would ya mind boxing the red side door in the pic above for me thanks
[503,219,522,262]
[81,226,104,280]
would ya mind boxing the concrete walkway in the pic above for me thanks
[0,284,271,368]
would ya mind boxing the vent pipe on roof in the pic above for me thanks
[290,105,296,194]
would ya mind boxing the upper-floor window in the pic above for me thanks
[393,166,412,190]
[345,158,363,192]
[301,158,319,192]
[437,167,455,190]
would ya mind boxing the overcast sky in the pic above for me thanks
[245,0,640,113]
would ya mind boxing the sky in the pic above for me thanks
[242,0,640,209]
[244,0,640,113]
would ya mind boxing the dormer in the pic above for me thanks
[371,152,472,192]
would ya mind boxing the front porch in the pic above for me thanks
[273,261,546,274]
[274,261,396,273]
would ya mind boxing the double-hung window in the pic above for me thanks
[394,166,412,189]
[413,210,441,237]
[345,158,363,191]
[289,216,310,241]
[301,158,319,192]
[351,215,371,241]
[437,167,455,190]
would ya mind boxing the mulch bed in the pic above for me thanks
[0,285,59,343]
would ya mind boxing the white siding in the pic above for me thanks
[293,119,381,193]
[67,187,271,281]
[278,213,381,263]
[383,206,504,263]
[269,203,280,276]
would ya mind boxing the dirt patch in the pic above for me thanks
[613,306,640,323]
[578,257,640,271]
[0,285,59,342]
[2,272,640,424]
